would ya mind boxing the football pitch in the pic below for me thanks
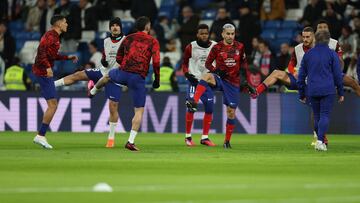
[0,132,359,203]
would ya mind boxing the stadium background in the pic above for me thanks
[0,0,360,134]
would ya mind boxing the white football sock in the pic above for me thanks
[185,133,191,138]
[54,78,65,87]
[128,130,137,144]
[90,86,99,95]
[108,122,117,140]
[201,135,208,140]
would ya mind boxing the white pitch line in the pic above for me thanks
[0,183,360,194]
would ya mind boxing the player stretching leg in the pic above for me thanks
[186,24,251,149]
[54,18,125,148]
[182,24,217,147]
[32,15,78,149]
[89,16,160,151]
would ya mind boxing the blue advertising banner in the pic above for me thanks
[0,91,357,134]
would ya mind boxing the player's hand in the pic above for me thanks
[152,80,160,89]
[299,97,306,104]
[184,72,198,84]
[46,68,53,78]
[338,96,344,104]
[68,55,78,63]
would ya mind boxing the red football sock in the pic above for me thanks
[225,123,235,142]
[193,84,207,103]
[256,83,268,95]
[202,113,213,136]
[185,112,194,134]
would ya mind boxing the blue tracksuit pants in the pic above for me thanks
[309,94,335,142]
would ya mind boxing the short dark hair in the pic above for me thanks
[315,30,330,45]
[316,19,329,27]
[135,16,150,31]
[50,15,65,26]
[197,24,209,31]
[258,38,269,47]
[303,26,314,33]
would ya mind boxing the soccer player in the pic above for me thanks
[182,24,217,147]
[186,24,250,149]
[54,17,125,148]
[249,27,315,98]
[32,15,78,149]
[89,16,160,151]
[316,20,360,97]
[297,30,344,151]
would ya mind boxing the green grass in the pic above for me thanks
[0,132,360,203]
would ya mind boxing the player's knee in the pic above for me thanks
[227,108,235,118]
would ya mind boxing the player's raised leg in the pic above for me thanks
[54,70,89,87]
[250,70,291,98]
[186,73,216,111]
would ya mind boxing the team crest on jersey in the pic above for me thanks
[235,50,239,55]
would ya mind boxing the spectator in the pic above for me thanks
[0,0,8,20]
[276,43,291,71]
[333,0,348,18]
[339,25,358,73]
[300,0,326,27]
[4,57,32,90]
[250,37,262,67]
[79,0,98,31]
[110,0,131,11]
[285,0,299,9]
[255,39,275,78]
[0,20,15,68]
[40,0,58,35]
[322,2,342,39]
[130,0,158,24]
[237,3,261,56]
[88,41,102,68]
[154,15,179,52]
[178,6,200,52]
[210,7,234,42]
[55,0,81,52]
[247,68,262,88]
[260,0,286,20]
[93,0,112,21]
[26,0,47,32]
[155,57,178,92]
[6,0,24,21]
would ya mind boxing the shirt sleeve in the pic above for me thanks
[287,51,297,74]
[332,51,344,96]
[297,53,308,99]
[205,46,217,72]
[152,38,161,82]
[181,44,192,74]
